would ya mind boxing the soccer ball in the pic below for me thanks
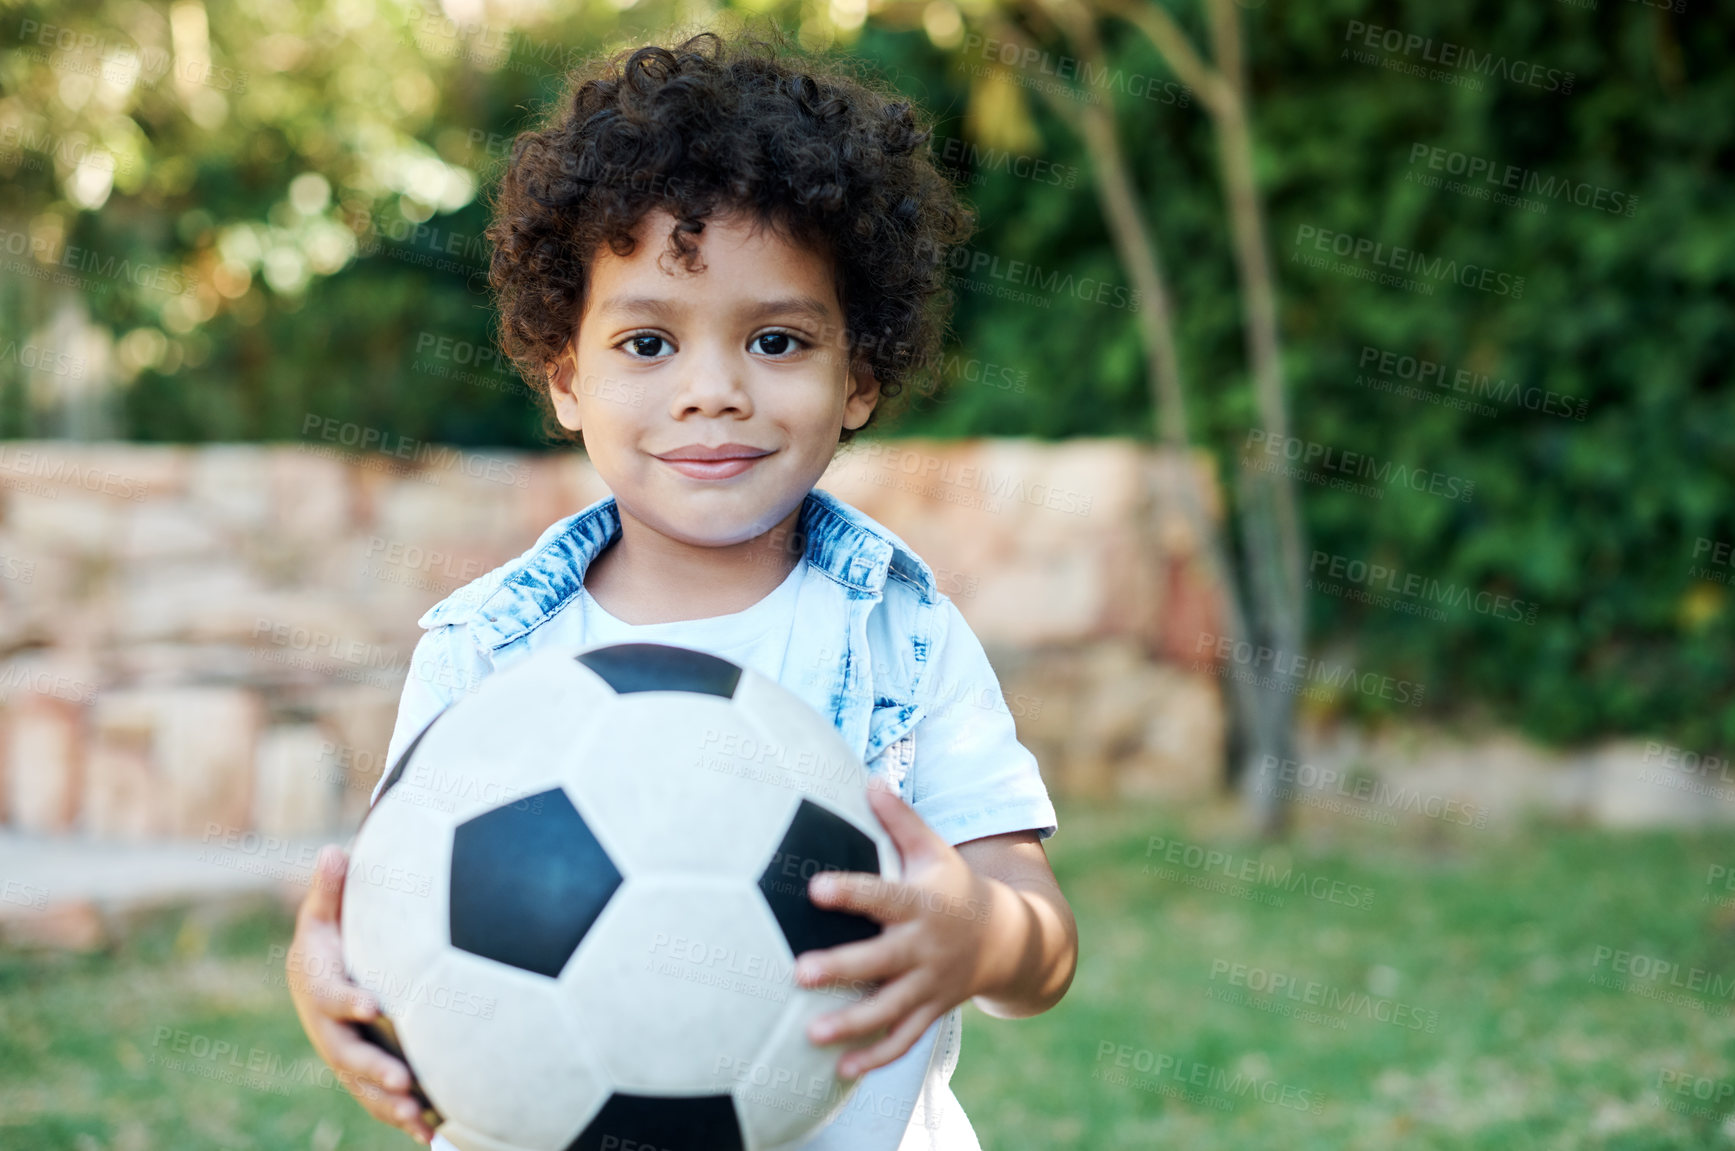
[341,642,900,1151]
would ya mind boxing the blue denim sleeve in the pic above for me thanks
[372,624,491,807]
[905,597,1058,846]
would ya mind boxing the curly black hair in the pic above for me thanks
[483,25,974,444]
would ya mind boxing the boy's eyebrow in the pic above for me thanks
[594,294,836,324]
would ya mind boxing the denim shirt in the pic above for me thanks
[383,485,1056,1151]
[381,486,1057,850]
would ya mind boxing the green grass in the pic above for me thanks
[1,801,1729,1149]
[957,801,1735,1150]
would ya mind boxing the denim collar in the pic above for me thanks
[420,486,938,652]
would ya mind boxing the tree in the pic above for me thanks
[881,0,1305,834]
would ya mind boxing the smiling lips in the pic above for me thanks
[654,443,773,480]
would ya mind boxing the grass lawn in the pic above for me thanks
[1,799,1728,1150]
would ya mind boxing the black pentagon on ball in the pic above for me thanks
[450,788,622,978]
[567,1092,744,1151]
[576,643,742,698]
[757,799,883,958]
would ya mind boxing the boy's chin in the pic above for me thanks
[624,499,802,551]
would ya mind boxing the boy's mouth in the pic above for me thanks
[654,443,773,481]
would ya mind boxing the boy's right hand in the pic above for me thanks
[288,845,435,1145]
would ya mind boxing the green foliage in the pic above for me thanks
[884,3,1735,753]
[0,1,1728,749]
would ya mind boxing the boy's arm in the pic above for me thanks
[955,829,1077,1018]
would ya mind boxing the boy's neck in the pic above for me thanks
[582,500,805,625]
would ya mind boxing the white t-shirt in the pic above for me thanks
[574,555,808,681]
[421,555,981,1151]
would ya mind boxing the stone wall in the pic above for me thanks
[0,438,1227,842]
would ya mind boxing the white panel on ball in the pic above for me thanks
[730,672,900,886]
[562,693,804,880]
[392,649,613,827]
[564,875,793,1093]
[733,979,870,1150]
[403,949,611,1151]
[342,798,454,1020]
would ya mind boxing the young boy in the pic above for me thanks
[286,28,1077,1150]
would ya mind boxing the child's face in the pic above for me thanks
[548,208,878,549]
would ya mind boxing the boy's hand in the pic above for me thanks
[287,845,435,1145]
[795,777,1005,1078]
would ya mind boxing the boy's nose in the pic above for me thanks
[671,357,753,418]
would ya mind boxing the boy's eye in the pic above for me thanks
[624,335,671,358]
[752,331,805,357]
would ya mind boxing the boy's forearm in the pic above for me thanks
[969,876,1077,1018]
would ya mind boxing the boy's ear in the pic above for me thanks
[843,358,881,432]
[546,342,583,432]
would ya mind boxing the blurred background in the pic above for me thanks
[0,0,1730,1147]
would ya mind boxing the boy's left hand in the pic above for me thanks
[796,776,1003,1078]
